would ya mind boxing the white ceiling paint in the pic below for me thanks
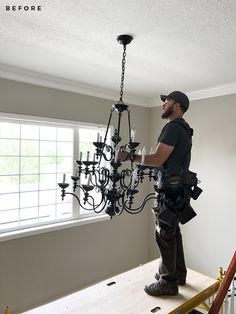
[0,0,236,106]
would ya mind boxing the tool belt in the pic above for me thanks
[153,170,202,227]
[158,170,198,190]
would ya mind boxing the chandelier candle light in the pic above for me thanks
[58,34,161,217]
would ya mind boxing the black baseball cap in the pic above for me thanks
[160,91,189,111]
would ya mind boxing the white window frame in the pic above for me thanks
[0,113,110,242]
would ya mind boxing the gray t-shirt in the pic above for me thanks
[158,118,192,175]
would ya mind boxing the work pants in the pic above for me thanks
[155,220,187,285]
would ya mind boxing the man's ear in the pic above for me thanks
[174,102,181,110]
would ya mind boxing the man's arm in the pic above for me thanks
[118,142,174,167]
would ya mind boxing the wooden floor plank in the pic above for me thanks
[23,259,219,314]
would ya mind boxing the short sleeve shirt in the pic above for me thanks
[158,118,192,175]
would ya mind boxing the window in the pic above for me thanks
[0,114,109,236]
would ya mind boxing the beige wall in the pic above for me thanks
[149,94,236,277]
[0,79,154,313]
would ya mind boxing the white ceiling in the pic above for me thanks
[0,0,236,106]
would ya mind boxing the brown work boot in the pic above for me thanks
[154,273,186,285]
[144,280,178,296]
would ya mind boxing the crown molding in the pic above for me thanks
[148,82,236,107]
[187,82,236,101]
[0,63,148,107]
[0,64,235,107]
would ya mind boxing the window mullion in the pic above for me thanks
[73,127,80,218]
[18,124,22,229]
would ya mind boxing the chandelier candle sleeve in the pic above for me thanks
[131,168,138,189]
[63,173,66,184]
[74,163,77,177]
[87,151,90,161]
[131,124,136,142]
[114,145,119,163]
[97,132,100,142]
[141,147,146,165]
[87,175,90,186]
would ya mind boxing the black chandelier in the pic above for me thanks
[58,34,158,217]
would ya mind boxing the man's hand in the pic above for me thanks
[118,151,130,161]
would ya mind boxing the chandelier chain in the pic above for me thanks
[119,44,127,103]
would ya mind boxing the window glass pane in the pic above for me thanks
[39,190,56,206]
[57,128,73,141]
[0,175,19,193]
[20,207,38,220]
[57,142,73,156]
[0,139,19,155]
[0,220,19,230]
[0,157,19,175]
[39,174,56,190]
[0,209,19,224]
[20,218,38,227]
[40,157,56,173]
[39,205,56,221]
[20,175,38,192]
[56,157,73,173]
[20,191,38,208]
[57,203,73,218]
[0,122,20,138]
[21,125,39,139]
[40,141,56,156]
[21,157,39,174]
[40,126,56,140]
[21,140,39,156]
[90,128,102,142]
[79,128,90,142]
[0,193,19,210]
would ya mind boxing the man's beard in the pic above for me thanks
[161,104,174,119]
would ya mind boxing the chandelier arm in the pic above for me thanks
[89,170,99,187]
[120,169,132,189]
[64,185,107,214]
[76,184,107,211]
[86,195,108,213]
[117,189,126,208]
[91,169,101,186]
[98,107,115,166]
[78,182,107,210]
[101,144,113,161]
[114,201,124,216]
[62,188,106,212]
[90,167,110,188]
[122,193,156,214]
[76,184,100,209]
[61,191,90,211]
[84,191,105,210]
[100,167,110,186]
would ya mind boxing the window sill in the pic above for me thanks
[0,215,110,242]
